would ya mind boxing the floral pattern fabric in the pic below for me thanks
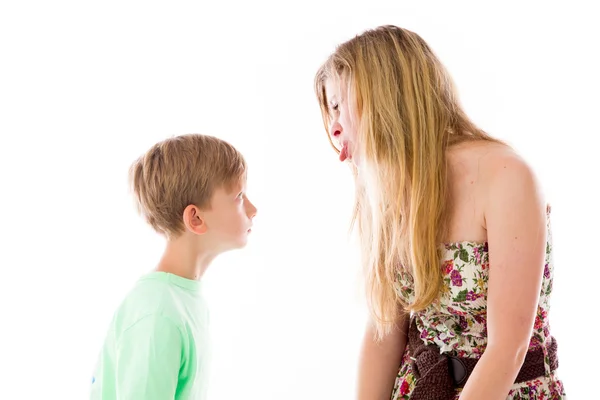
[391,213,566,399]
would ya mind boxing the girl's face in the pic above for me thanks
[324,78,358,164]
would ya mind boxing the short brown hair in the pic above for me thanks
[129,134,246,238]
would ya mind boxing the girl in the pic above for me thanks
[314,25,566,399]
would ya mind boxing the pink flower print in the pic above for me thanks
[549,380,564,394]
[473,313,486,325]
[534,308,548,331]
[534,314,543,331]
[443,259,454,275]
[459,316,468,331]
[543,326,550,337]
[450,269,463,286]
[399,380,410,395]
[544,263,550,279]
[473,247,482,265]
[447,307,467,316]
[527,382,539,394]
[465,290,482,301]
[528,336,543,349]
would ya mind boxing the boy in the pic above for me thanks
[90,134,257,399]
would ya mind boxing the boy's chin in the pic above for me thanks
[235,237,249,249]
[223,236,249,251]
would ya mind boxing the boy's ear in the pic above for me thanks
[182,204,208,235]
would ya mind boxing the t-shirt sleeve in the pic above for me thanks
[114,315,182,399]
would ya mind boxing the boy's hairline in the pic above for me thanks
[191,170,248,209]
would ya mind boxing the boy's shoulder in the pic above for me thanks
[110,272,205,334]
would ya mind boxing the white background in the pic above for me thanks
[1,1,598,399]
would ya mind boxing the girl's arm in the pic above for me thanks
[459,154,547,399]
[357,310,409,400]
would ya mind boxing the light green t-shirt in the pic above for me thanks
[90,272,210,400]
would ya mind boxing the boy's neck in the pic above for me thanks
[156,235,217,281]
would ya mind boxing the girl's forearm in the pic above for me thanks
[458,346,525,400]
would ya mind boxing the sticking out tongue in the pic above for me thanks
[339,143,349,162]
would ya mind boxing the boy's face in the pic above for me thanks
[201,179,257,251]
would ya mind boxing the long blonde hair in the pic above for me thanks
[315,25,500,339]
